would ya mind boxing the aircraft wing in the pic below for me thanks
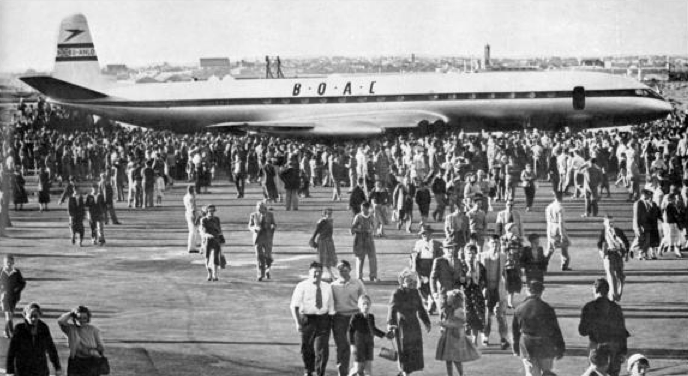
[207,110,448,136]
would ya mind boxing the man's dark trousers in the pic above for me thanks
[300,314,331,376]
[332,313,353,376]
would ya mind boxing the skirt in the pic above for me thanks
[204,241,221,268]
[1,293,18,313]
[317,237,337,267]
[463,284,485,332]
[68,356,100,376]
[38,191,50,204]
[373,205,388,225]
[661,223,685,248]
[505,269,523,294]
[435,327,481,362]
[13,188,28,205]
[69,218,84,233]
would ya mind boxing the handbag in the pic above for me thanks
[219,253,227,269]
[97,355,111,375]
[379,338,398,361]
[218,234,226,244]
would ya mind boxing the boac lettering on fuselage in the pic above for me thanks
[292,81,376,96]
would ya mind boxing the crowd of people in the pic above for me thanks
[2,99,686,376]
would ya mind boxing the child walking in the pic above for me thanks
[348,295,392,376]
[436,290,480,376]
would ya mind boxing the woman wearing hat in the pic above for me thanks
[199,205,225,281]
[387,269,431,376]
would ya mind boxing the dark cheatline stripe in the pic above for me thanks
[57,43,95,49]
[68,89,654,108]
[56,56,98,62]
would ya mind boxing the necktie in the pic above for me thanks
[315,283,322,309]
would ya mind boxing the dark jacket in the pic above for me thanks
[279,167,301,190]
[7,320,61,375]
[578,297,630,354]
[431,176,447,195]
[142,166,155,188]
[67,196,85,221]
[512,295,565,360]
[349,186,367,213]
[348,312,385,344]
[85,193,106,222]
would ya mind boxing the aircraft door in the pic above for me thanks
[573,86,585,110]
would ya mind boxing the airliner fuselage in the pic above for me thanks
[20,14,673,137]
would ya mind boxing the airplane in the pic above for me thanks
[21,14,673,137]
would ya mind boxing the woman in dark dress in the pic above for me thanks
[260,158,278,202]
[37,167,51,212]
[310,208,338,279]
[13,168,29,211]
[247,149,259,183]
[459,245,486,346]
[387,269,431,376]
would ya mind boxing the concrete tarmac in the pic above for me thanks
[0,178,686,376]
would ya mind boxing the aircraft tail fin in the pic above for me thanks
[53,14,104,87]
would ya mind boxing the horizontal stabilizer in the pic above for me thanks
[20,76,108,100]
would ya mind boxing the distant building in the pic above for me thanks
[104,64,128,75]
[200,58,230,69]
[580,59,604,68]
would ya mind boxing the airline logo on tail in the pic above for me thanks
[63,29,85,42]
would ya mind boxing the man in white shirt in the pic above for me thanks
[569,150,586,198]
[546,192,572,271]
[291,262,336,376]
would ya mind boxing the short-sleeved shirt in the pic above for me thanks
[290,278,335,315]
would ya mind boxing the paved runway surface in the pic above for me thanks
[0,176,686,376]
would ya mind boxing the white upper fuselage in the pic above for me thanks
[47,70,672,135]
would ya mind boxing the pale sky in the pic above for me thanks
[1,0,687,73]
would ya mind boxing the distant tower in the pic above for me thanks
[483,44,491,69]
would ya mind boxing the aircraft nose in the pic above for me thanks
[654,97,674,115]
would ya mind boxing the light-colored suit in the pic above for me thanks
[479,248,509,341]
[248,210,276,278]
[495,209,524,238]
